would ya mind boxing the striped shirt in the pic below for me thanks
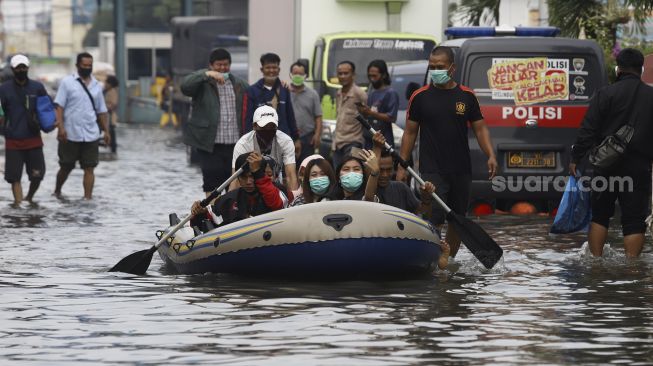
[215,79,239,144]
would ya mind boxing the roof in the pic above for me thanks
[317,32,437,42]
[443,37,604,55]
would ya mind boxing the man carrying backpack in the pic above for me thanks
[0,54,49,205]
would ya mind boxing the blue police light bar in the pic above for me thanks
[445,26,560,39]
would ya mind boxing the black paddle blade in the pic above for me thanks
[447,211,503,269]
[108,246,157,275]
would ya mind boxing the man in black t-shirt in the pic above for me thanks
[397,46,497,258]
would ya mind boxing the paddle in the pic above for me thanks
[109,164,247,275]
[355,115,503,269]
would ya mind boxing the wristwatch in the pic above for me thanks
[370,170,379,177]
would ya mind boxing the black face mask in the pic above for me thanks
[371,79,384,89]
[256,129,276,149]
[78,67,92,78]
[13,70,28,82]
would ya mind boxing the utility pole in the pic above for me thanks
[114,0,126,122]
[183,0,192,16]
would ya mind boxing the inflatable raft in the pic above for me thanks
[157,201,441,278]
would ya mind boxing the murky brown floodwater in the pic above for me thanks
[1,125,652,365]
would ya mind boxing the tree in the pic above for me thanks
[548,0,653,51]
[455,0,501,26]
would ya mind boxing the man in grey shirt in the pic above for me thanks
[289,61,322,164]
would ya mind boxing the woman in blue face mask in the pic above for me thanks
[291,158,337,206]
[327,149,380,202]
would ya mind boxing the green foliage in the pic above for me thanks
[455,0,500,26]
[548,0,653,82]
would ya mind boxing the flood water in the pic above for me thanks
[1,125,652,365]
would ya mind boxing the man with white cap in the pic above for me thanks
[232,105,298,190]
[0,54,49,205]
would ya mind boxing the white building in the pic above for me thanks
[248,0,448,82]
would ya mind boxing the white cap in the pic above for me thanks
[253,105,278,127]
[10,54,29,68]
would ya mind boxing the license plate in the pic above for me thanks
[507,151,555,168]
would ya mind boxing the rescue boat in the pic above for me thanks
[157,200,441,278]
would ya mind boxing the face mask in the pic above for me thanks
[78,67,92,78]
[340,172,363,192]
[309,176,330,195]
[291,74,305,86]
[430,68,451,85]
[256,129,276,149]
[222,72,230,79]
[371,79,383,89]
[13,70,27,82]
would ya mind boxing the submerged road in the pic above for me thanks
[1,125,652,365]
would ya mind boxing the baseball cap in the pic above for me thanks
[10,54,29,68]
[253,105,278,127]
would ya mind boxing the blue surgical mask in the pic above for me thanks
[309,176,330,195]
[430,68,451,85]
[340,172,363,192]
[222,72,230,79]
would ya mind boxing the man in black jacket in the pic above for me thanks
[570,48,653,258]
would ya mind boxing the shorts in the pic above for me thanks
[58,140,99,169]
[198,143,235,192]
[591,154,651,236]
[422,172,471,225]
[4,147,46,183]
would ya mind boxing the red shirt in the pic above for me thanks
[6,136,43,150]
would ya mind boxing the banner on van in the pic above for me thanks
[487,57,569,105]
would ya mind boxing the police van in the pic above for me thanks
[441,26,607,213]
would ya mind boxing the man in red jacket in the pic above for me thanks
[190,152,291,228]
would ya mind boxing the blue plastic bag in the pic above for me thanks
[550,175,591,234]
[36,95,56,132]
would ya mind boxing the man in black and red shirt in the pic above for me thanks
[397,46,498,258]
[0,54,49,205]
[190,152,291,228]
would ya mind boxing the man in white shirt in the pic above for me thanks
[53,52,110,200]
[232,105,298,190]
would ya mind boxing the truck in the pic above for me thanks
[306,32,436,120]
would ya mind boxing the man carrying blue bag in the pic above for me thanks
[550,174,591,234]
[0,54,53,205]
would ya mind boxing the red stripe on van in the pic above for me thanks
[480,105,588,128]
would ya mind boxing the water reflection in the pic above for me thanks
[0,126,651,365]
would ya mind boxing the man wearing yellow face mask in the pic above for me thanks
[289,61,322,164]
